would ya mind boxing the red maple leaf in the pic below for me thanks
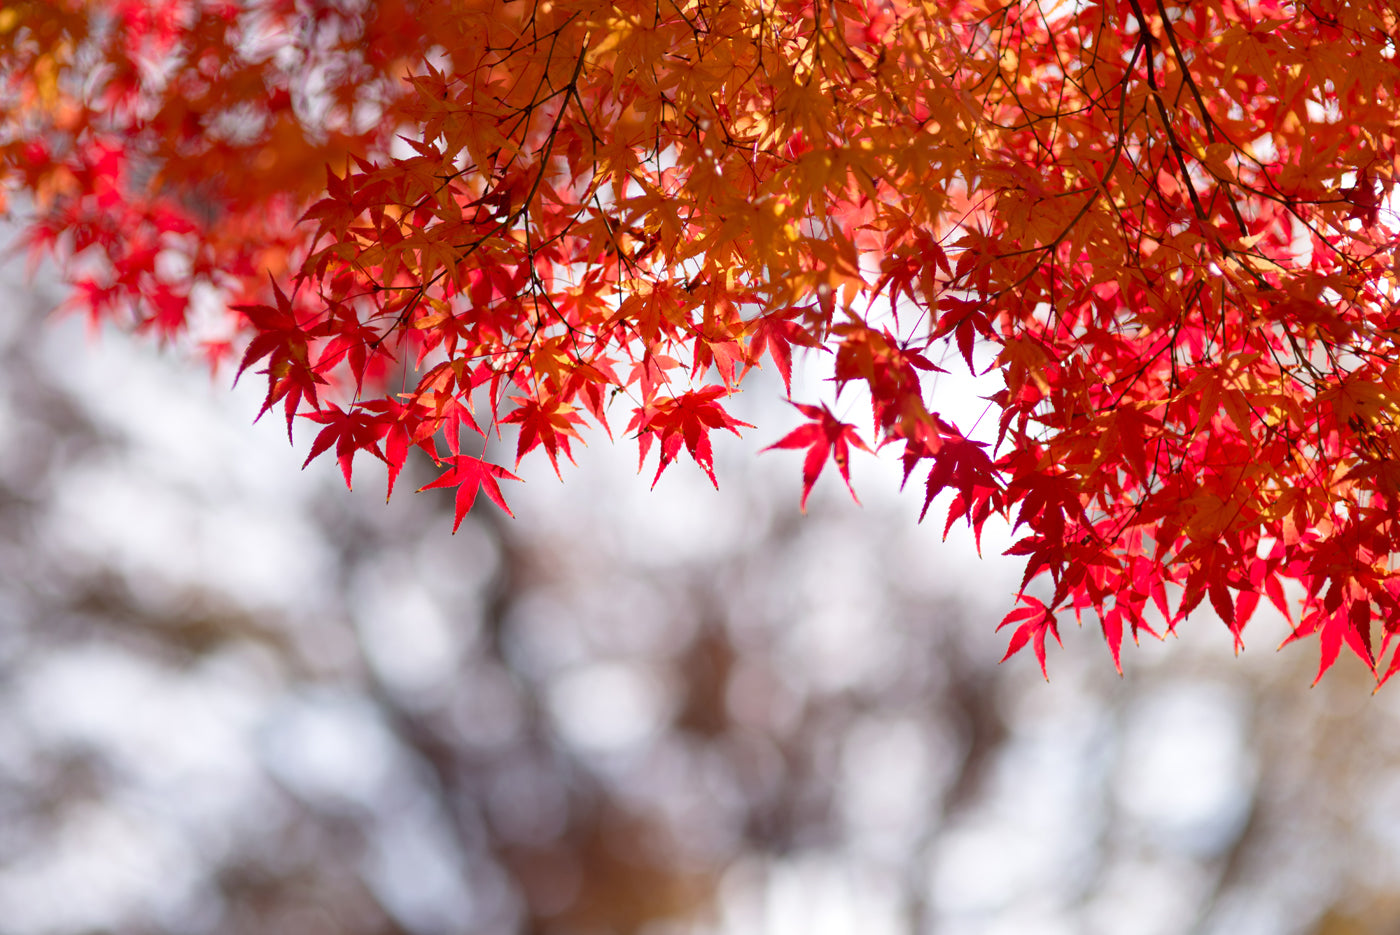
[762,401,871,510]
[301,403,390,489]
[998,596,1061,680]
[501,395,585,478]
[746,308,823,395]
[628,387,754,487]
[232,278,326,439]
[418,454,520,530]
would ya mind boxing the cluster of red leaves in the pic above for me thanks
[7,0,1400,683]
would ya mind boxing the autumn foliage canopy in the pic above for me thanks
[4,0,1400,681]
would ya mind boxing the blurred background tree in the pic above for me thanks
[4,254,1400,935]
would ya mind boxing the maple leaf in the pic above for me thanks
[501,395,585,479]
[1281,579,1381,685]
[418,454,520,530]
[359,396,442,500]
[931,295,995,374]
[762,401,871,510]
[232,278,327,439]
[919,435,999,537]
[998,596,1061,680]
[745,308,823,395]
[628,387,754,487]
[301,403,390,489]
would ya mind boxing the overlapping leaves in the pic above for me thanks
[7,0,1400,683]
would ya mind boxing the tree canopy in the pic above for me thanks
[3,0,1400,681]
